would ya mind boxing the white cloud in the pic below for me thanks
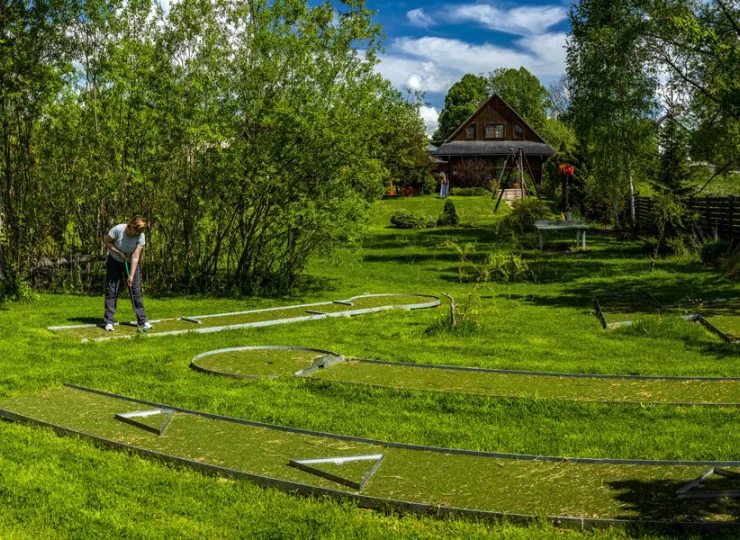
[418,105,440,136]
[407,8,434,28]
[376,34,567,95]
[448,3,567,36]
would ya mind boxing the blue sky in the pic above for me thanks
[336,0,571,134]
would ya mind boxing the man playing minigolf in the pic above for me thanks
[103,216,152,332]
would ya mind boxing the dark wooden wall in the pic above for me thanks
[451,96,542,143]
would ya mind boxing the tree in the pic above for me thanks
[0,0,77,290]
[567,0,660,228]
[654,103,692,197]
[432,74,488,145]
[378,97,434,190]
[488,67,550,131]
[646,0,740,193]
[548,74,570,119]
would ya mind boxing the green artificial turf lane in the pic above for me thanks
[196,348,325,378]
[3,385,740,523]
[313,361,740,405]
[665,300,740,342]
[192,349,740,405]
[53,294,436,341]
[594,292,662,326]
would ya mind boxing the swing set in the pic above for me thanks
[492,147,542,212]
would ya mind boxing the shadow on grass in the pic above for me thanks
[608,477,740,532]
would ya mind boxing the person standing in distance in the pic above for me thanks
[102,216,152,332]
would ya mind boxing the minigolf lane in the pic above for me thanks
[190,346,740,406]
[2,384,740,529]
[47,294,440,342]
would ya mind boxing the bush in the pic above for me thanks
[720,252,740,279]
[700,239,732,266]
[390,211,432,229]
[437,200,460,226]
[485,251,533,283]
[449,187,490,197]
[503,198,551,231]
[421,175,438,195]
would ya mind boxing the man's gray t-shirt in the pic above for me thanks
[108,224,146,262]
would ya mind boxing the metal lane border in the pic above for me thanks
[188,347,740,406]
[55,384,740,467]
[1,390,739,532]
[48,294,441,343]
[190,346,346,380]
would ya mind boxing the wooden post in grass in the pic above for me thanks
[441,293,456,328]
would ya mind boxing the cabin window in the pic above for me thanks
[466,125,476,139]
[486,124,505,139]
[514,124,523,138]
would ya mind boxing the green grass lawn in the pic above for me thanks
[1,194,740,538]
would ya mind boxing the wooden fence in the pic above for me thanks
[633,196,740,239]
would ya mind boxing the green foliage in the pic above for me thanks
[431,74,488,144]
[488,67,549,131]
[424,288,482,337]
[654,108,693,198]
[503,198,551,231]
[720,252,740,280]
[542,143,587,206]
[420,175,438,195]
[700,239,733,266]
[651,192,694,256]
[436,200,460,226]
[449,187,490,197]
[2,0,427,295]
[390,212,432,229]
[567,0,660,228]
[485,251,533,283]
[539,117,578,151]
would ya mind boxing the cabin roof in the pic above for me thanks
[434,141,555,158]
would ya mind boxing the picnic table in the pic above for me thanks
[533,220,589,251]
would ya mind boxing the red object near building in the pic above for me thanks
[558,164,575,177]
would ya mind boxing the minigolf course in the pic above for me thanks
[190,346,740,406]
[594,291,740,342]
[2,384,740,530]
[48,294,441,342]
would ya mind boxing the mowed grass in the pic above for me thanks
[1,194,739,537]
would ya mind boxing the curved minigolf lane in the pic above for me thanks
[191,346,740,406]
[2,384,740,531]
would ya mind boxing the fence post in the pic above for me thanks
[729,196,735,239]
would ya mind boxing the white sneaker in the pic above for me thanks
[143,321,153,330]
[104,324,114,332]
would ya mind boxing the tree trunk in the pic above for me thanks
[627,154,635,227]
[612,196,620,230]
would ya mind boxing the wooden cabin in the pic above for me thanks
[433,94,555,186]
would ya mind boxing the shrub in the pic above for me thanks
[700,239,732,266]
[437,200,460,226]
[421,175,438,195]
[503,198,551,231]
[720,252,740,279]
[449,187,490,197]
[390,211,431,229]
[451,159,492,188]
[485,251,533,283]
